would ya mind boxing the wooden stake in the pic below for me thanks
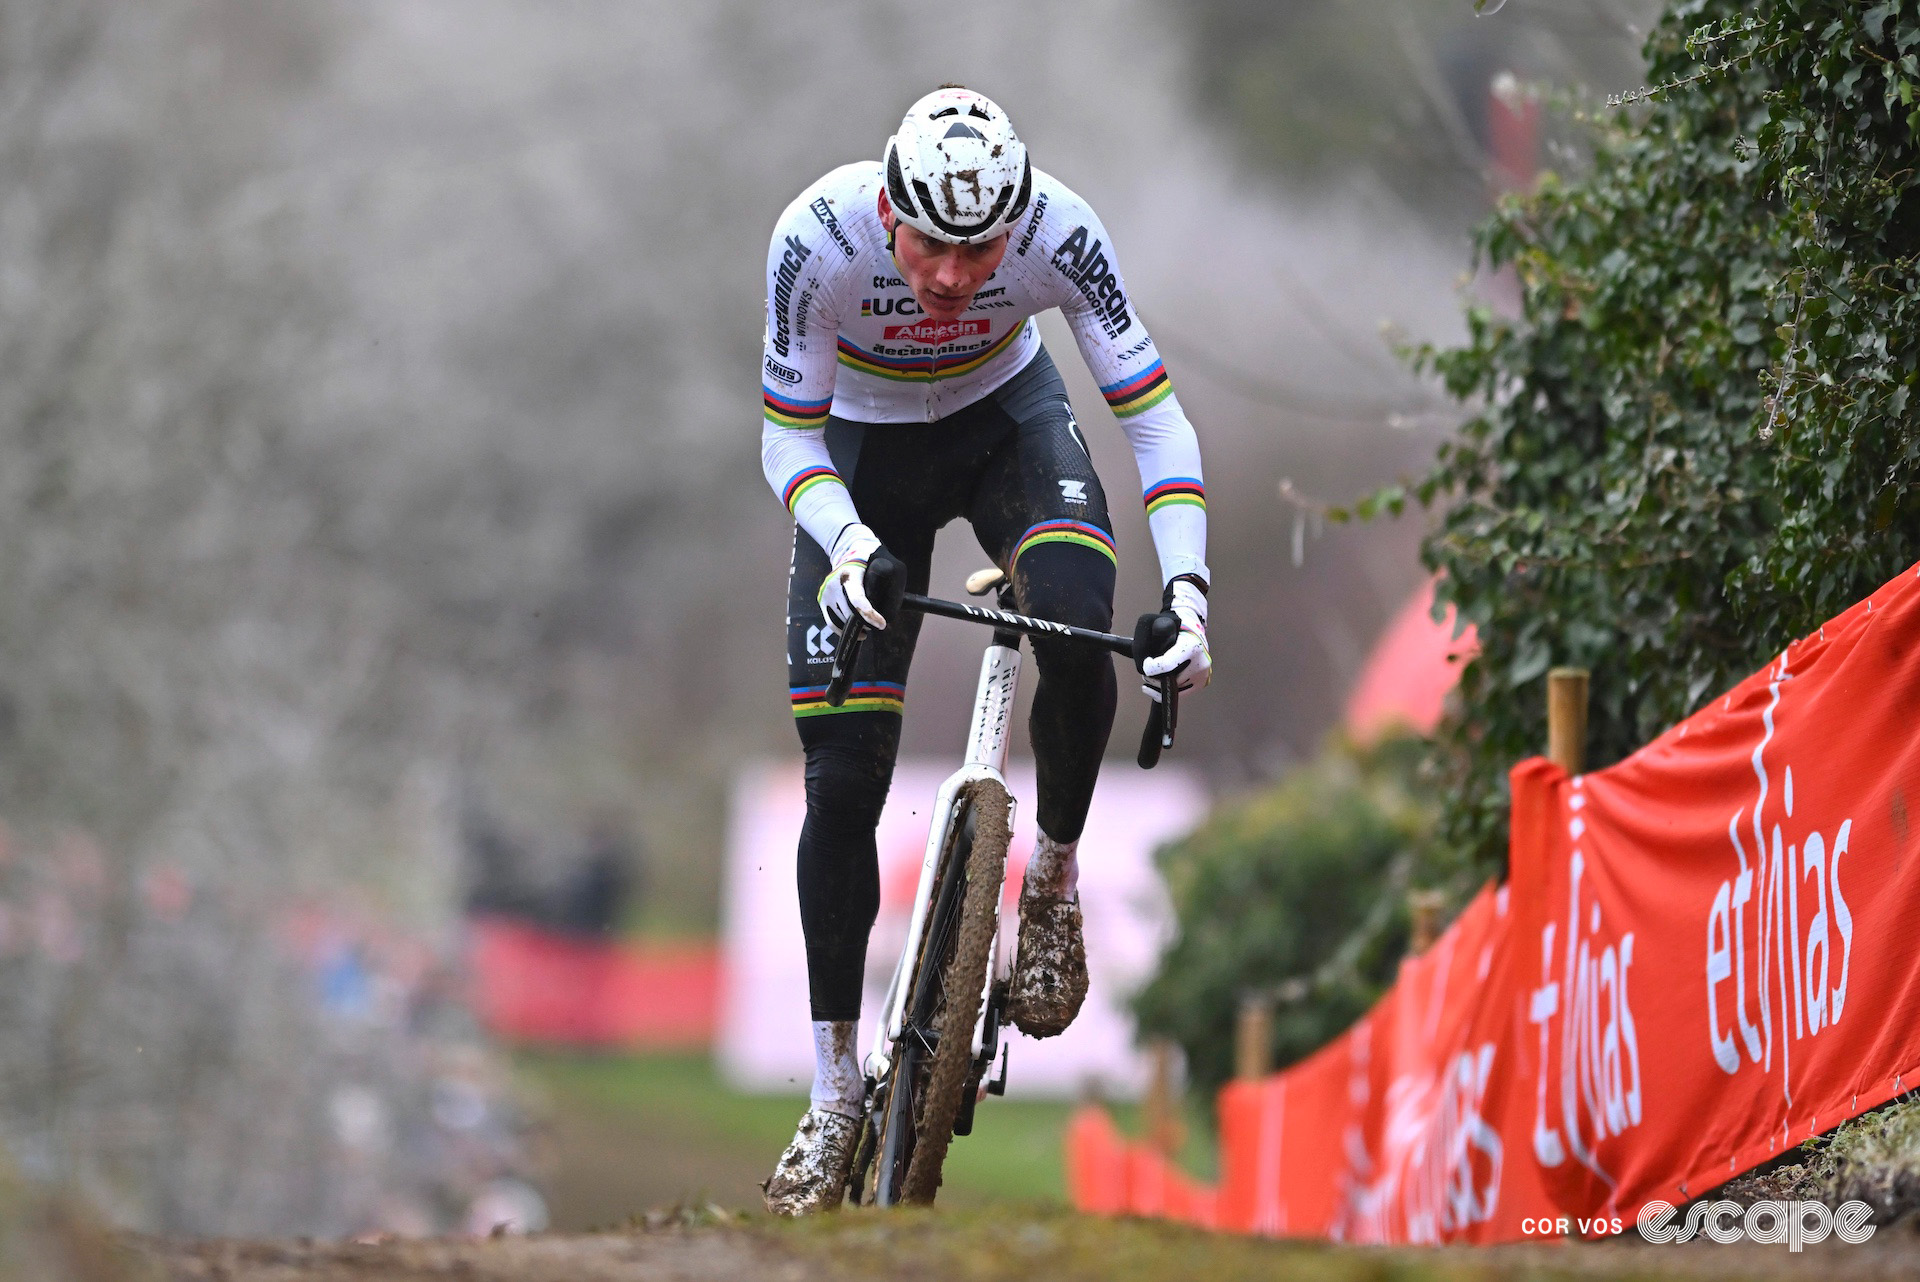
[1143,1039,1186,1155]
[1235,994,1273,1081]
[1547,667,1590,775]
[1408,889,1447,953]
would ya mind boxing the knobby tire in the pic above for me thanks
[899,778,1010,1204]
[863,791,968,1207]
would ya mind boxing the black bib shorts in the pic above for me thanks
[782,347,1120,1020]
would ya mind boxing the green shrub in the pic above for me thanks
[1130,736,1437,1098]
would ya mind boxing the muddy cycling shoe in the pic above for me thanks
[762,1108,860,1216]
[1006,884,1089,1039]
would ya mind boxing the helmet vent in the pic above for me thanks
[886,143,920,218]
[943,123,986,141]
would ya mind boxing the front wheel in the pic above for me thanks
[900,779,1010,1204]
[859,778,1012,1207]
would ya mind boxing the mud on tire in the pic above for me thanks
[899,778,1011,1204]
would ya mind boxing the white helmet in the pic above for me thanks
[884,87,1032,245]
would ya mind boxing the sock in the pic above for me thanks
[1024,832,1079,899]
[809,1019,864,1118]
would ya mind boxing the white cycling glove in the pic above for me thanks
[817,523,887,641]
[1142,577,1211,695]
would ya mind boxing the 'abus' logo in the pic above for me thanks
[764,356,801,385]
[885,319,987,344]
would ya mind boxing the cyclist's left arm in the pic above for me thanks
[1046,196,1212,688]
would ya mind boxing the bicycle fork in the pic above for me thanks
[867,638,1022,1087]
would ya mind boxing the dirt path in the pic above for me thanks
[130,1206,1920,1282]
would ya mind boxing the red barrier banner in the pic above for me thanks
[467,917,721,1048]
[1210,884,1557,1243]
[1507,562,1920,1223]
[1068,561,1920,1243]
[1214,1035,1350,1236]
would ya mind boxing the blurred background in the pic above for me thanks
[0,0,1659,1238]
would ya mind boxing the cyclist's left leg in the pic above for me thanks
[967,348,1116,1037]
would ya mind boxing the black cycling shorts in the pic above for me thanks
[784,346,1115,716]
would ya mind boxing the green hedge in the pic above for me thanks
[1131,736,1435,1098]
[1362,0,1920,873]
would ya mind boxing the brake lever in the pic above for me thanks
[823,550,905,708]
[1132,608,1183,769]
[824,618,868,708]
[1136,674,1179,768]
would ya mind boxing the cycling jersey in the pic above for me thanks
[760,162,1208,587]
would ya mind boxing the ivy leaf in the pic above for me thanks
[1508,637,1551,689]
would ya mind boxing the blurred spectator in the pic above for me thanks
[556,818,639,937]
[463,807,642,938]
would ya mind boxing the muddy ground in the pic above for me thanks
[126,1205,1920,1282]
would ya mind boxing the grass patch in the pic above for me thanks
[515,1051,1220,1225]
[1723,1095,1920,1227]
[767,1202,1772,1282]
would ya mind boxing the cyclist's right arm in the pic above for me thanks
[759,195,862,555]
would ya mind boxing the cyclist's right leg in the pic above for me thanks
[785,480,936,1040]
[770,527,929,1216]
[770,418,959,1215]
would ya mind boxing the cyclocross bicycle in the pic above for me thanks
[821,550,1183,1207]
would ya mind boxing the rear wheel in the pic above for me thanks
[861,779,1011,1207]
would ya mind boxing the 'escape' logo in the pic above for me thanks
[1638,1199,1874,1249]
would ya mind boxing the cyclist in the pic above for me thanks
[760,86,1212,1214]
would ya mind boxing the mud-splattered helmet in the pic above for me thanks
[884,87,1032,245]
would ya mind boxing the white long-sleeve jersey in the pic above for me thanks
[760,162,1207,585]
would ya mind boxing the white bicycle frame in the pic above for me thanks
[865,640,1022,1084]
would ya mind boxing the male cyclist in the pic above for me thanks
[760,86,1212,1214]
